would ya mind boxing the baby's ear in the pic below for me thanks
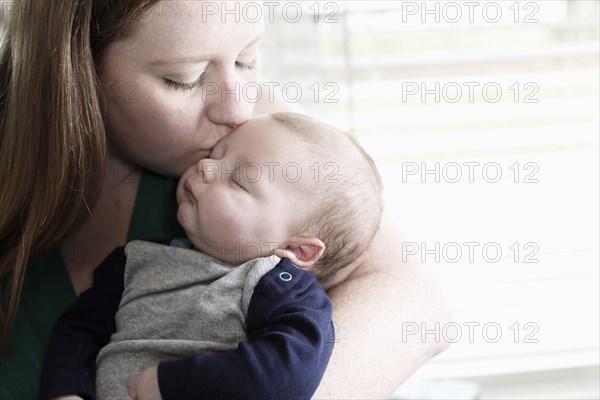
[273,238,326,269]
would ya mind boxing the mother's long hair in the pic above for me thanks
[0,0,158,352]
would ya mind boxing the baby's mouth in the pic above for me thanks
[184,179,197,203]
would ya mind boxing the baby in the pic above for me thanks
[38,113,383,400]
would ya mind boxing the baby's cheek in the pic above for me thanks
[215,207,239,232]
[213,205,246,241]
[176,203,193,231]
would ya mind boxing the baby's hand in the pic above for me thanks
[127,366,162,400]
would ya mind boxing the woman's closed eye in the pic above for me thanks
[235,59,257,71]
[162,73,206,91]
[163,59,255,92]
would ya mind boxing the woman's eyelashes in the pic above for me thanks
[163,59,257,91]
[162,74,206,92]
[235,59,257,71]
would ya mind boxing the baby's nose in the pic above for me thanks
[197,159,219,183]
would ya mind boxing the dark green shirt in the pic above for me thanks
[0,170,185,399]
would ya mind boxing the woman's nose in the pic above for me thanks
[206,76,253,130]
[197,159,219,184]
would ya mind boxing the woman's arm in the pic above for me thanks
[313,214,452,398]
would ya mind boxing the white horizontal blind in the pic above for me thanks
[261,0,600,386]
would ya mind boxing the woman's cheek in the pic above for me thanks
[142,102,188,143]
[109,100,171,154]
[137,82,197,138]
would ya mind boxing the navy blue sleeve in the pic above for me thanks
[37,247,127,400]
[157,258,335,400]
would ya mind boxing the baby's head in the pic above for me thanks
[176,113,383,285]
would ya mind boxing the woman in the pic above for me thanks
[0,1,450,398]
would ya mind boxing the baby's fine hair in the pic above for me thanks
[271,113,384,285]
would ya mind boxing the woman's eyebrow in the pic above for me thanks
[148,35,263,67]
[148,56,211,67]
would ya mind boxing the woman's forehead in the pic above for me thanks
[128,0,265,59]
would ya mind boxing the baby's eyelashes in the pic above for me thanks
[229,172,248,192]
